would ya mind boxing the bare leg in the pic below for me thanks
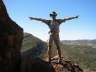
[56,45,61,60]
[48,35,53,62]
[54,34,62,60]
[48,45,52,62]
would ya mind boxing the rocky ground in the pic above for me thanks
[44,56,83,72]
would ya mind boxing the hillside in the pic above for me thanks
[21,33,47,58]
[61,44,96,71]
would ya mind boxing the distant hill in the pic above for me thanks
[61,39,96,48]
[21,33,47,59]
[62,39,96,44]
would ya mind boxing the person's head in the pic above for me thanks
[50,11,57,20]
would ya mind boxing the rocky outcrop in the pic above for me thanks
[50,56,83,72]
[0,0,23,72]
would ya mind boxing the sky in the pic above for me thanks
[3,0,96,41]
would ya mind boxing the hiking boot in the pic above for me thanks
[59,58,63,64]
[48,58,51,64]
[59,58,66,65]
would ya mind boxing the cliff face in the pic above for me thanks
[0,0,23,72]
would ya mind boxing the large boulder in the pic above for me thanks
[0,0,23,72]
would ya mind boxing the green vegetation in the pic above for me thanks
[61,44,96,70]
[21,33,47,58]
[21,33,47,52]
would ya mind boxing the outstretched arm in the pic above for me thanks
[29,17,49,24]
[64,15,79,21]
[29,17,45,21]
[58,15,79,24]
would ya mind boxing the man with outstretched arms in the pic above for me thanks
[29,12,79,63]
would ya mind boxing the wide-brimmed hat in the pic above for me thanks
[50,11,57,16]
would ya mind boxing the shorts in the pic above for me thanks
[48,34,60,47]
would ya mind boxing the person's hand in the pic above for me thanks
[75,15,80,18]
[29,17,33,19]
